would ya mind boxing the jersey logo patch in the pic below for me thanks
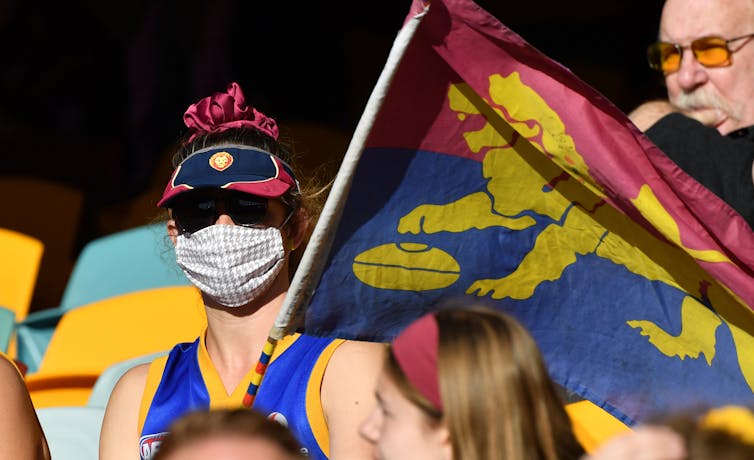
[140,432,168,460]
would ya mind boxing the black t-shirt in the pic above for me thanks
[645,113,754,229]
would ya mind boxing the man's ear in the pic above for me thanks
[167,218,179,246]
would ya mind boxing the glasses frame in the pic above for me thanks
[647,32,754,74]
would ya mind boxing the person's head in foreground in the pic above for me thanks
[359,304,585,460]
[152,408,305,460]
[650,0,754,134]
[585,405,754,460]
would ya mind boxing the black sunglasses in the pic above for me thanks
[170,190,270,235]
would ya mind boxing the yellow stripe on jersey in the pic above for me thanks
[305,338,345,457]
[138,355,169,434]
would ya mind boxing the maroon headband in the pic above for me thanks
[391,313,443,411]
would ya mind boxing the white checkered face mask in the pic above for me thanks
[175,225,286,307]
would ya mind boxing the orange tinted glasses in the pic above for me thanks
[647,33,754,74]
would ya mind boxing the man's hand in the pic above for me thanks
[629,99,725,131]
[628,100,676,131]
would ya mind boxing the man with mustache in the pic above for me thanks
[629,0,754,228]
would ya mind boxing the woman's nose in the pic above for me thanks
[214,213,236,226]
[358,408,382,443]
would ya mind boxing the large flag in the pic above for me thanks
[284,0,754,425]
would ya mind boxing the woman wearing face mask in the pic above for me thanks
[100,82,384,460]
[359,305,585,460]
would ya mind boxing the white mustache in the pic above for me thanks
[671,89,740,120]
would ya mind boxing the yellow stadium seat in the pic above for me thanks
[0,228,44,323]
[566,399,632,453]
[0,228,44,357]
[26,285,206,408]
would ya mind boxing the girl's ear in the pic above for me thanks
[286,207,310,251]
[436,424,453,460]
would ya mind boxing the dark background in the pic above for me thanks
[0,0,668,311]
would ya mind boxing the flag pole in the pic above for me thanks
[243,4,430,407]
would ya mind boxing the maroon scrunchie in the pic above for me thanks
[183,82,279,143]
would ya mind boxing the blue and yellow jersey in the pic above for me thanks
[137,332,344,460]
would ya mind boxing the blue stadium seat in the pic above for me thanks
[87,350,169,408]
[36,406,105,460]
[0,306,16,353]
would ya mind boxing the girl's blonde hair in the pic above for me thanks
[387,305,585,460]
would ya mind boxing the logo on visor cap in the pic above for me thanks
[209,151,234,171]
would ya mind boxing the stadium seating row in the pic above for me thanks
[0,221,203,460]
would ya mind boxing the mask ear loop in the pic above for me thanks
[276,208,296,230]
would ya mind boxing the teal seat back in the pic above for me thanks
[87,350,169,408]
[59,222,190,310]
[0,306,15,353]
